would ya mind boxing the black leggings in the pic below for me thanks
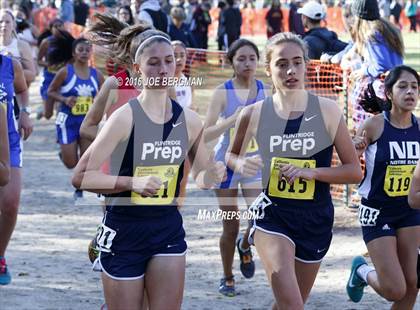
[409,15,417,32]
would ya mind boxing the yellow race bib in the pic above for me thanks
[47,64,62,74]
[229,127,258,153]
[131,165,180,205]
[71,96,93,115]
[268,157,316,200]
[384,165,416,197]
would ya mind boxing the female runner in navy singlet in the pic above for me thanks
[347,65,420,309]
[226,32,363,309]
[72,25,225,310]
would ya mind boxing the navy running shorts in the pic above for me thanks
[249,192,334,263]
[359,203,420,244]
[97,209,187,280]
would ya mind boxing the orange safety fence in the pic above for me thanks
[33,6,106,33]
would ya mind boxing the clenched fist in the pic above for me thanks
[238,155,263,178]
[131,176,162,197]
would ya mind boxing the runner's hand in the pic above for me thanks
[239,155,263,178]
[353,130,368,153]
[131,176,162,197]
[65,96,77,108]
[280,164,316,185]
[18,112,33,140]
[203,151,226,187]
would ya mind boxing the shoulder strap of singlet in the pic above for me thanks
[128,98,184,125]
[412,114,418,127]
[170,99,183,121]
[383,110,418,128]
[129,98,142,122]
[64,64,74,82]
[89,67,98,80]
[224,79,233,90]
[306,92,321,115]
[383,110,391,122]
[256,79,264,91]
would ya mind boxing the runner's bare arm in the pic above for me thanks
[185,109,225,189]
[311,98,363,184]
[189,85,197,111]
[408,161,420,209]
[72,104,133,194]
[353,114,384,157]
[18,40,36,84]
[225,103,263,177]
[203,85,238,143]
[47,67,69,103]
[37,38,49,68]
[80,76,117,141]
[0,105,10,186]
[13,59,32,140]
[97,70,105,88]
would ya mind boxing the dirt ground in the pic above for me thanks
[0,78,418,310]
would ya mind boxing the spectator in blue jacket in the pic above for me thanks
[351,0,403,80]
[349,0,403,128]
[59,0,74,23]
[169,6,197,48]
[299,1,348,60]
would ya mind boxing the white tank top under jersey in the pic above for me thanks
[174,74,192,108]
[0,38,21,59]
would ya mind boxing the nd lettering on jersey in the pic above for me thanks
[141,142,182,163]
[385,141,419,197]
[389,141,420,160]
[270,134,315,156]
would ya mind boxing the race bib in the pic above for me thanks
[47,63,64,74]
[55,111,68,126]
[96,223,116,252]
[384,165,416,197]
[358,204,380,226]
[229,127,258,153]
[268,157,316,200]
[131,165,180,205]
[71,96,93,115]
[248,192,272,220]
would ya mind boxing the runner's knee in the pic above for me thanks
[381,282,406,301]
[0,192,20,217]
